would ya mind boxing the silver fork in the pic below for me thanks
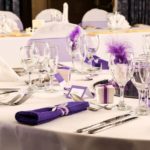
[0,94,21,106]
[12,92,33,105]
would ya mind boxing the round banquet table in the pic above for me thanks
[0,70,149,150]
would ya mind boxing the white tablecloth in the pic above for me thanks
[0,71,150,150]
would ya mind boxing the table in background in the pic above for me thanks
[87,27,150,60]
[0,28,150,68]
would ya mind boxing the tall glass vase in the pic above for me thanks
[109,53,133,111]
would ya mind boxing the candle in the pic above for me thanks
[113,0,118,13]
[63,2,69,22]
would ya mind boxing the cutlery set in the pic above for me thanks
[76,113,138,134]
[0,88,138,132]
[0,89,32,106]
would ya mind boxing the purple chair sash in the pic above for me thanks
[81,21,107,28]
[27,38,72,62]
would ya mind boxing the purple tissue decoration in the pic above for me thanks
[69,26,81,51]
[107,40,131,64]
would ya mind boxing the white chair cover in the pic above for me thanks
[0,11,23,31]
[28,22,85,61]
[81,8,108,28]
[35,9,63,23]
[107,12,131,29]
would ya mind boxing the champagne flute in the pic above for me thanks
[109,53,133,111]
[20,46,36,91]
[46,45,59,92]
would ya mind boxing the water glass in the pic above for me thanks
[20,46,37,91]
[109,53,133,111]
[32,41,50,90]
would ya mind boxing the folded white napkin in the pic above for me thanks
[107,12,130,29]
[0,56,20,82]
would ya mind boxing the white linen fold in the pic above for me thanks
[0,56,20,82]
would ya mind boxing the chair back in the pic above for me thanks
[28,22,85,62]
[81,8,108,28]
[0,11,23,31]
[35,9,63,23]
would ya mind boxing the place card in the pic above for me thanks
[54,73,67,87]
[32,19,45,30]
[66,85,94,99]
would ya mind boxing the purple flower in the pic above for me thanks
[107,40,131,64]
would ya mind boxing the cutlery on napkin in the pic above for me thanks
[15,101,89,125]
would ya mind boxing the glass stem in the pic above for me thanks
[72,54,75,70]
[138,89,142,106]
[49,75,53,90]
[28,72,32,88]
[118,85,126,110]
[120,86,125,103]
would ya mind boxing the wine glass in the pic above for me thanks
[84,34,100,77]
[67,35,86,73]
[45,45,59,92]
[131,57,150,115]
[32,41,50,90]
[109,53,133,111]
[20,46,37,91]
[143,34,150,55]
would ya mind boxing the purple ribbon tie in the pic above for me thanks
[52,104,69,116]
[104,85,108,104]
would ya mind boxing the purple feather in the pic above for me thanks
[69,26,81,51]
[69,26,81,42]
[107,40,131,64]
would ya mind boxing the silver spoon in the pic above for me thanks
[70,93,100,111]
[70,93,117,110]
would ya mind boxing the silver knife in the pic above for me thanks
[76,113,131,133]
[0,90,18,95]
[88,115,138,134]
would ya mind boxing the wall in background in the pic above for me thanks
[118,0,150,25]
[1,0,150,29]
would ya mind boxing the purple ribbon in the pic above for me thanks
[52,104,69,116]
[54,73,64,83]
[58,66,70,70]
[104,85,108,104]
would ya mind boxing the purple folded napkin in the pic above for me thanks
[85,55,109,69]
[15,101,89,125]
